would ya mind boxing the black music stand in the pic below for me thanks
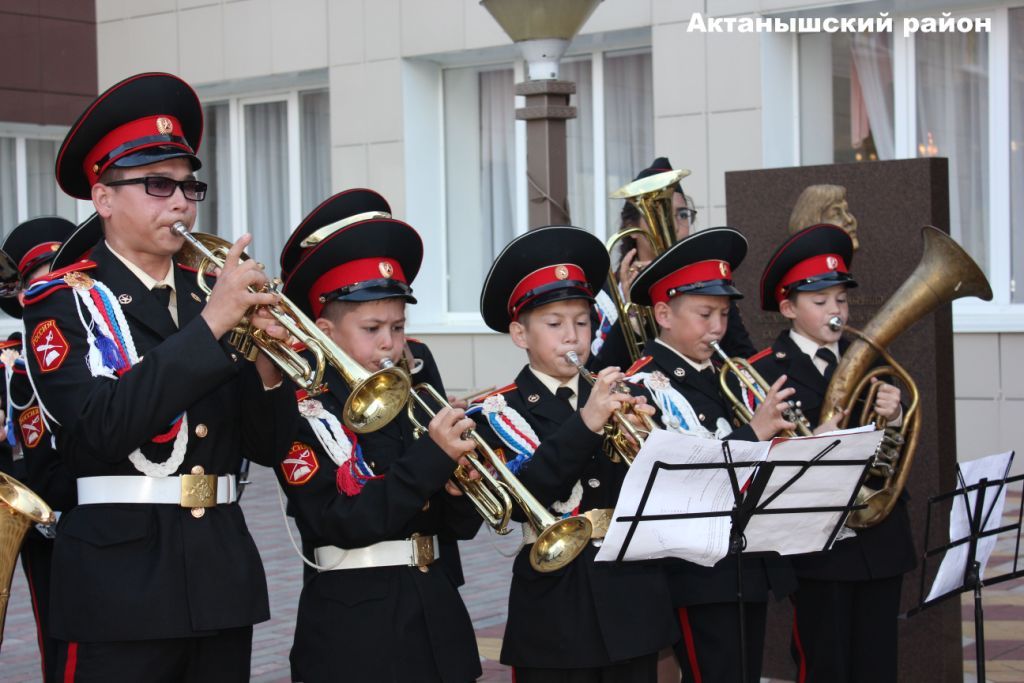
[613,439,873,682]
[909,453,1023,683]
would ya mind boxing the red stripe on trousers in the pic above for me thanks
[63,642,78,683]
[791,601,807,683]
[677,607,702,683]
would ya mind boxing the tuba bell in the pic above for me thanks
[822,226,992,528]
[172,223,410,433]
[605,169,690,362]
[1,472,55,647]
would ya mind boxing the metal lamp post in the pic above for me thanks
[480,0,602,228]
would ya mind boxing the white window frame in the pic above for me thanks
[407,41,652,334]
[0,122,93,224]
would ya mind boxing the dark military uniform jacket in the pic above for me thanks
[22,242,298,642]
[279,340,482,683]
[627,339,797,606]
[472,365,679,670]
[749,330,916,580]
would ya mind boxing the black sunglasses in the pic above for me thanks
[105,176,208,201]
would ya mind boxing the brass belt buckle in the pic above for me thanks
[584,508,613,540]
[181,465,218,518]
[410,533,434,572]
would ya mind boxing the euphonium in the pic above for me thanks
[605,169,690,362]
[565,351,655,465]
[710,340,814,437]
[1,472,55,647]
[822,227,992,528]
[405,382,592,572]
[171,222,409,434]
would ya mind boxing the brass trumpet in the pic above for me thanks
[405,382,592,573]
[1,472,54,646]
[605,169,690,362]
[171,222,410,433]
[710,340,814,438]
[565,351,656,465]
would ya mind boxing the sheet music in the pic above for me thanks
[926,451,1015,602]
[595,429,769,567]
[743,428,883,555]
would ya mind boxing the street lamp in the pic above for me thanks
[481,0,602,228]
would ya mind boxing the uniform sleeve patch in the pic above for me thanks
[31,319,70,373]
[18,406,45,449]
[281,441,320,485]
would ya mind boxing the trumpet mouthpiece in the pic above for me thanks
[565,351,581,365]
[171,221,188,236]
[827,316,843,331]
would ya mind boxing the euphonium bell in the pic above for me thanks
[565,351,654,465]
[405,382,592,573]
[605,169,690,362]
[172,222,410,433]
[1,472,55,647]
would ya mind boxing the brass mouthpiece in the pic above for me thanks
[827,316,843,331]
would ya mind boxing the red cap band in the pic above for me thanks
[775,253,848,302]
[84,114,192,186]
[649,260,732,305]
[17,242,61,278]
[508,263,590,319]
[308,257,406,318]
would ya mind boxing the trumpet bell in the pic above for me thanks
[345,367,412,434]
[531,515,594,573]
[1,472,54,646]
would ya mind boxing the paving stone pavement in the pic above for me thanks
[2,466,1023,682]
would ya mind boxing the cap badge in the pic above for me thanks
[378,261,394,278]
[719,262,728,277]
[554,265,569,280]
[156,117,174,134]
[826,255,839,270]
[50,244,59,252]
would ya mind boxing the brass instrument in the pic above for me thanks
[405,382,592,573]
[605,169,690,362]
[822,226,992,528]
[172,222,410,434]
[1,472,55,646]
[565,351,655,465]
[710,340,814,437]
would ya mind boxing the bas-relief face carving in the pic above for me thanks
[821,199,859,251]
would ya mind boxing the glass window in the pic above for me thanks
[603,50,654,235]
[244,100,290,270]
[915,30,989,276]
[0,137,15,233]
[197,103,232,237]
[300,90,330,214]
[1011,8,1024,303]
[443,65,517,314]
[799,33,895,165]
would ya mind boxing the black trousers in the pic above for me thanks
[513,653,658,683]
[790,575,902,683]
[673,602,768,683]
[55,625,253,683]
[20,534,61,683]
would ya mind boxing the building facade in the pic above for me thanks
[2,0,1022,467]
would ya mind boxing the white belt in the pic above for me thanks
[76,474,238,508]
[314,535,439,572]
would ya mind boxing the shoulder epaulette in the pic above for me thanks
[23,260,99,306]
[474,382,517,404]
[625,355,654,376]
[748,347,773,364]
